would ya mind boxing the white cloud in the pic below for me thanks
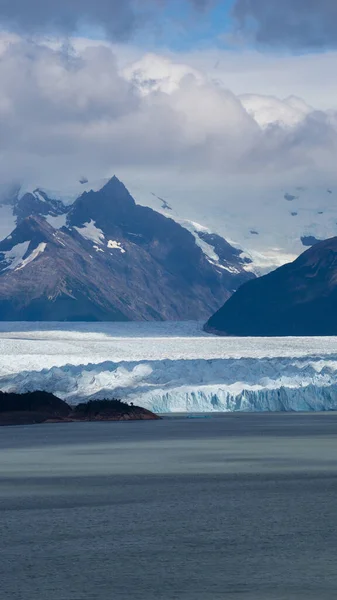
[123,53,204,95]
[0,34,336,204]
[170,47,337,111]
[239,94,312,128]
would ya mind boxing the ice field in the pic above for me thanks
[1,321,337,412]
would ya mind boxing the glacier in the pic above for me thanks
[1,322,337,413]
[0,321,337,412]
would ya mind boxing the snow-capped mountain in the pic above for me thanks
[0,177,254,321]
[15,190,68,226]
[2,173,337,276]
[205,236,337,337]
[124,180,337,274]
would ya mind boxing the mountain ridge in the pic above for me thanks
[0,177,254,321]
[205,236,337,336]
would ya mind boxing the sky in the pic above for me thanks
[0,0,337,218]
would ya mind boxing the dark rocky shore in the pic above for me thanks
[0,391,160,426]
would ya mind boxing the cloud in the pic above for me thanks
[0,0,213,39]
[0,37,336,194]
[166,46,337,110]
[232,0,337,49]
[239,94,312,128]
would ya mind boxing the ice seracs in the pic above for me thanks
[1,322,337,414]
[2,351,337,414]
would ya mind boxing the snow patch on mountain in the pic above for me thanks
[107,240,125,253]
[16,242,47,271]
[74,220,105,245]
[180,220,220,262]
[32,190,47,203]
[2,241,30,270]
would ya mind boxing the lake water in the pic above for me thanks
[1,414,337,599]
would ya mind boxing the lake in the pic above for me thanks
[1,413,337,599]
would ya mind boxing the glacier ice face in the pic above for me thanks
[2,354,337,413]
[1,322,337,413]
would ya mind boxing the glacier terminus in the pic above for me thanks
[1,321,337,414]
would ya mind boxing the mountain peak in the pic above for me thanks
[100,175,136,205]
[67,175,136,230]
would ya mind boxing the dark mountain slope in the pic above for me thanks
[14,190,67,223]
[67,176,252,291]
[205,237,337,336]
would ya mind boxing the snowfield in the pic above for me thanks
[1,321,337,413]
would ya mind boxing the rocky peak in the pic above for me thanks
[68,176,136,230]
[14,190,67,224]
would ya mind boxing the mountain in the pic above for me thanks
[14,190,68,225]
[126,181,337,274]
[0,177,254,321]
[205,236,337,336]
[3,176,337,275]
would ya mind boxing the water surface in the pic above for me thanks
[1,414,337,599]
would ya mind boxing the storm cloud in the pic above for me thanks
[232,0,337,49]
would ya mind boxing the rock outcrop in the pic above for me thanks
[0,393,159,425]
